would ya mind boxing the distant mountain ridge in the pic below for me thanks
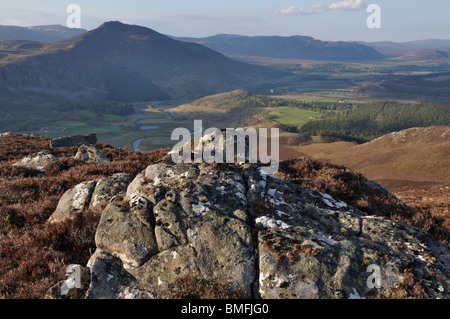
[0,24,87,42]
[361,39,450,56]
[2,23,449,61]
[174,34,385,61]
[0,21,286,103]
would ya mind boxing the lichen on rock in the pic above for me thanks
[48,180,96,224]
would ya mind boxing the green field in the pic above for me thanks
[269,107,322,128]
[42,120,130,140]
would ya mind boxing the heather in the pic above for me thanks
[0,134,167,298]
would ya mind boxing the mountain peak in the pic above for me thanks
[98,20,128,29]
[96,21,158,34]
[86,21,166,42]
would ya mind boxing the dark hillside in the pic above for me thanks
[0,22,287,103]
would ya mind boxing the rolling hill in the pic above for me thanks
[175,34,385,62]
[283,126,450,189]
[0,21,287,104]
[395,49,450,62]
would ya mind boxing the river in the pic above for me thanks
[132,121,159,151]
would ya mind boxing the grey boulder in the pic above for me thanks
[48,180,96,224]
[74,144,110,164]
[50,134,97,148]
[13,151,57,170]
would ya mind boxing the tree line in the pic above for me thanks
[226,91,347,112]
[299,102,450,142]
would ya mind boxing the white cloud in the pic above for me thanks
[270,0,365,15]
[329,0,364,10]
[280,4,329,15]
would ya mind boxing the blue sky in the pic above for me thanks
[0,0,449,42]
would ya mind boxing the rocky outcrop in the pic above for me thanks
[13,151,57,170]
[252,174,447,299]
[47,156,450,299]
[74,144,110,164]
[50,134,97,148]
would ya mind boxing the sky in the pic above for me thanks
[0,0,449,42]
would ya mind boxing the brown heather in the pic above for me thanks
[381,269,429,299]
[0,134,168,299]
